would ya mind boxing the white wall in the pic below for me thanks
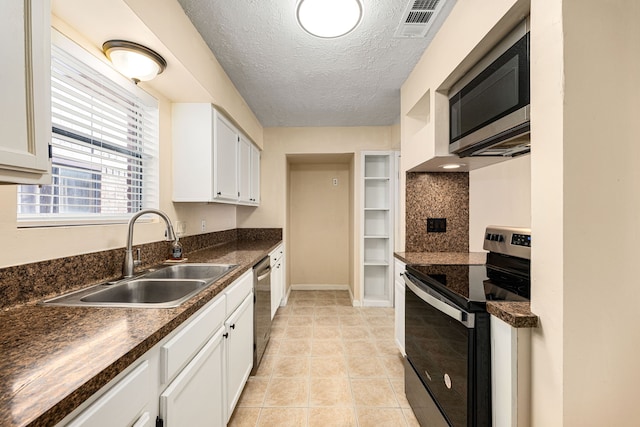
[469,155,531,251]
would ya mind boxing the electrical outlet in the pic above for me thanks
[201,219,206,232]
[427,218,447,233]
[332,178,338,186]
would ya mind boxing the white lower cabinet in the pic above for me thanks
[393,258,406,355]
[59,268,255,427]
[491,315,532,427]
[160,327,226,427]
[269,244,285,319]
[65,361,151,427]
[225,294,254,421]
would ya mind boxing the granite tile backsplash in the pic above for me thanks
[405,172,469,252]
[0,228,282,310]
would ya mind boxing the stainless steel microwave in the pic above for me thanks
[449,18,530,157]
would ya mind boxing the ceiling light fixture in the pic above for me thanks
[296,0,363,38]
[439,163,466,170]
[102,40,167,83]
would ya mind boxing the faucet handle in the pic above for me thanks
[134,248,142,267]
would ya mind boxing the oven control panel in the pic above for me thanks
[511,233,531,247]
[483,226,531,259]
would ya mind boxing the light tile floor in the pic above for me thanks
[229,290,420,427]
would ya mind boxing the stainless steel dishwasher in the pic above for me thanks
[252,256,271,374]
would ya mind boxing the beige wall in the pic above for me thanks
[288,163,351,287]
[531,0,640,424]
[237,126,397,301]
[1,1,260,269]
[469,156,531,251]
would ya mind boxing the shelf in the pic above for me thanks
[364,238,389,264]
[361,152,396,308]
[364,179,389,209]
[363,265,390,298]
[364,210,389,236]
[364,155,390,178]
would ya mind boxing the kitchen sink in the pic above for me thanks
[81,279,207,305]
[144,264,236,280]
[42,263,238,308]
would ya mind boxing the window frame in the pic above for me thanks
[17,29,160,228]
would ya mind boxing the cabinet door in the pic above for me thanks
[213,111,238,202]
[0,0,51,184]
[225,294,254,421]
[67,361,151,427]
[238,136,251,204]
[160,327,226,427]
[250,145,260,205]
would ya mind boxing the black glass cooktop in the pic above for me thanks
[406,264,530,311]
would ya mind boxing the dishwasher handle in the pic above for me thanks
[256,266,272,281]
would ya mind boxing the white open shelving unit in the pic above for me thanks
[361,151,397,307]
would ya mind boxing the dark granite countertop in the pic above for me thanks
[487,301,538,328]
[394,251,538,329]
[0,238,280,427]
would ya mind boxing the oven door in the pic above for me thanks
[404,273,481,427]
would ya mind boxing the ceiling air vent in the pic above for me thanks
[394,0,446,38]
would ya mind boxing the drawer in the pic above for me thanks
[269,244,283,265]
[161,295,226,384]
[225,269,253,316]
[66,361,150,427]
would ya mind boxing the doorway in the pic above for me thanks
[287,154,354,296]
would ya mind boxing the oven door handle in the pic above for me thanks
[404,274,466,324]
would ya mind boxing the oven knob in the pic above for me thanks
[497,234,504,242]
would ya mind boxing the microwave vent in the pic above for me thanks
[394,0,448,38]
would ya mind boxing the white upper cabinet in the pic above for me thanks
[213,112,238,202]
[249,144,260,205]
[238,135,251,204]
[172,103,260,206]
[0,0,51,184]
[238,135,260,206]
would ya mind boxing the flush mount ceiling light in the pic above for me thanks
[296,0,363,38]
[102,40,167,82]
[439,163,466,170]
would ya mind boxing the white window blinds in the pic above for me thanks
[17,30,159,225]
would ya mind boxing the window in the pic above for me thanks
[17,30,159,225]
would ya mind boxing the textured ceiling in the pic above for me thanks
[176,0,455,127]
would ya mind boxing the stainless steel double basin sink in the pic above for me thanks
[42,264,238,308]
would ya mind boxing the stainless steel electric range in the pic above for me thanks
[403,226,531,426]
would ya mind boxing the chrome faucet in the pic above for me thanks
[123,209,178,278]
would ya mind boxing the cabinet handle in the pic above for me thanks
[217,192,222,196]
[230,324,236,329]
[223,332,229,338]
